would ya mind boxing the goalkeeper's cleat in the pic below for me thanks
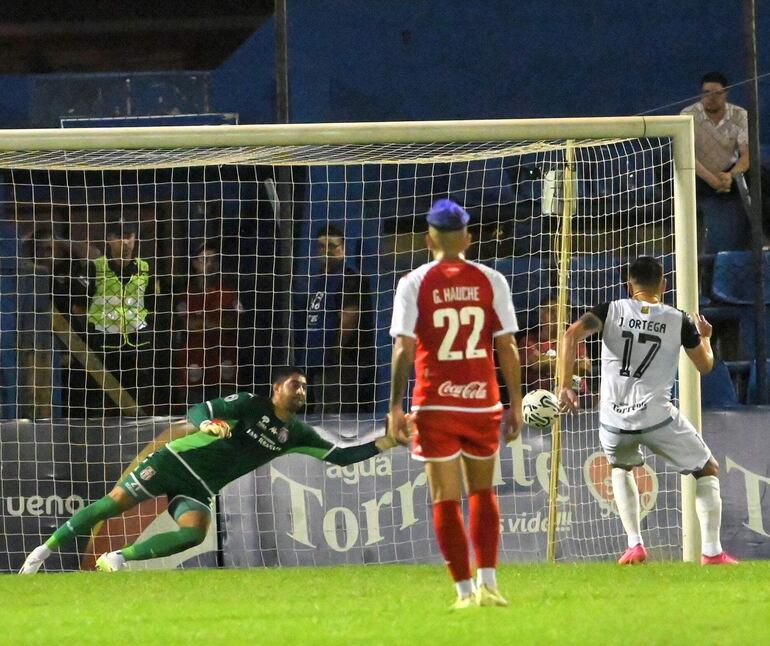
[475,584,509,607]
[451,594,476,610]
[701,551,739,565]
[19,545,51,575]
[618,543,647,565]
[96,551,126,572]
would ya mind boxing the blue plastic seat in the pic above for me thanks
[568,253,624,309]
[711,251,770,304]
[738,313,770,359]
[701,361,738,408]
[747,359,770,404]
[490,255,554,331]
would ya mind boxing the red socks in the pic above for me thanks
[432,500,471,582]
[469,488,500,569]
[433,489,500,582]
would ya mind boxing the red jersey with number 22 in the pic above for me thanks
[390,259,518,412]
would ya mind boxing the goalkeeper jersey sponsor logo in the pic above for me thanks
[256,435,281,452]
[139,466,156,481]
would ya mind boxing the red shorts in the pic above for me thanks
[411,409,502,461]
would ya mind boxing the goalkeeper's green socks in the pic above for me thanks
[45,495,123,550]
[121,527,206,561]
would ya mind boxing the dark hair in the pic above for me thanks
[701,71,728,88]
[271,365,306,386]
[315,223,345,240]
[28,228,55,258]
[194,240,220,256]
[105,220,138,239]
[628,256,663,287]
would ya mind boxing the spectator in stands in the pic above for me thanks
[25,229,98,417]
[86,220,161,415]
[520,297,592,399]
[30,229,95,330]
[681,72,750,253]
[173,241,242,407]
[303,223,374,414]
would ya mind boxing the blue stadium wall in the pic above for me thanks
[283,0,769,126]
[0,1,767,132]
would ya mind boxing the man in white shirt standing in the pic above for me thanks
[680,72,750,253]
[557,256,738,566]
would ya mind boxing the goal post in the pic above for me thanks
[0,116,701,569]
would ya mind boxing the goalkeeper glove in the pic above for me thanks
[375,434,398,451]
[199,419,232,439]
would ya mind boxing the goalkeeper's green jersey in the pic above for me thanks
[168,392,379,493]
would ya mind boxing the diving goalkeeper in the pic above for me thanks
[20,366,397,573]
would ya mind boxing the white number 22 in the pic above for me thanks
[433,306,487,361]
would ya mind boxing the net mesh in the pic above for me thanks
[0,132,684,570]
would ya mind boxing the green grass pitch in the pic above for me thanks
[3,561,770,644]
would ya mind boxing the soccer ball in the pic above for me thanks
[521,389,560,428]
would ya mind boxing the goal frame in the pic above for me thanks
[0,115,700,561]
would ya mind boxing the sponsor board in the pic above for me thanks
[4,410,770,571]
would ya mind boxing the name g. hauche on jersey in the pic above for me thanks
[432,286,481,304]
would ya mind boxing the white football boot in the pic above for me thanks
[18,545,51,575]
[95,551,126,572]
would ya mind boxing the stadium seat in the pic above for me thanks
[747,359,770,405]
[568,253,624,309]
[711,250,770,304]
[738,313,770,360]
[701,361,738,409]
[656,254,711,308]
[490,255,554,331]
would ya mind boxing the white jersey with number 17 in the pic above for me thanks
[390,259,518,412]
[590,299,701,431]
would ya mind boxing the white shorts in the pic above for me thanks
[599,410,711,474]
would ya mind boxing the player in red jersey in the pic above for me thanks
[387,199,523,608]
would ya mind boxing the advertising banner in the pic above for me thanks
[2,409,768,572]
[220,413,683,566]
[0,418,217,572]
[702,409,770,560]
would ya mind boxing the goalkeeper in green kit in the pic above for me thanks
[20,366,398,574]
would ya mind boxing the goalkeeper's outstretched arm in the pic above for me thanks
[324,441,387,466]
[290,420,397,467]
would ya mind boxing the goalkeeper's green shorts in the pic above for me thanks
[118,448,213,519]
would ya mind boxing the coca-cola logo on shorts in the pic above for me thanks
[437,380,488,399]
[583,451,659,520]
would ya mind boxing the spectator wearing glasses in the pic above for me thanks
[681,72,750,253]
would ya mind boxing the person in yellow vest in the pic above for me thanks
[86,221,160,415]
[88,224,150,346]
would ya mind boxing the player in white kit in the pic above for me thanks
[557,256,737,565]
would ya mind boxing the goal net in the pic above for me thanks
[0,118,700,571]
